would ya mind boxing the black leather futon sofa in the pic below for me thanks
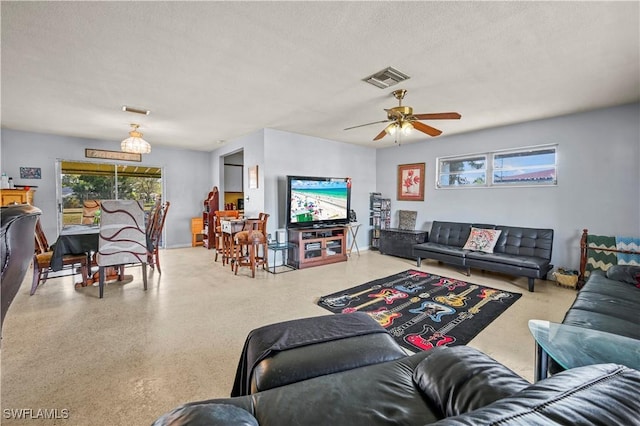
[413,221,554,292]
[152,313,639,425]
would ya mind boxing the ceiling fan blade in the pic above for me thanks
[373,129,388,141]
[412,112,461,120]
[344,120,390,131]
[412,121,442,137]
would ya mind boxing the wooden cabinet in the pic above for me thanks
[202,187,219,249]
[1,189,35,206]
[191,217,204,247]
[287,227,347,269]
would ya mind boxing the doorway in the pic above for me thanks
[222,150,244,213]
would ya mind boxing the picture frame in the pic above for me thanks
[397,163,425,201]
[248,165,259,189]
[85,148,142,162]
[19,167,42,179]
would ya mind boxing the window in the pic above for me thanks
[58,160,162,228]
[437,145,557,189]
[493,147,557,186]
[438,156,487,187]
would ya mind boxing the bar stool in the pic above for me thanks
[233,214,269,278]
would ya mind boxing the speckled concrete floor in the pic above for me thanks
[0,247,576,425]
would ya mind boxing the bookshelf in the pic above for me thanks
[369,193,391,250]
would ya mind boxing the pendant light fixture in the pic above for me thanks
[121,123,151,154]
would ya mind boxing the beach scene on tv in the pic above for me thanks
[290,179,348,224]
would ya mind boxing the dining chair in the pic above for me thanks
[233,213,269,278]
[147,201,170,273]
[96,200,148,298]
[81,200,101,224]
[32,218,88,295]
[213,210,240,263]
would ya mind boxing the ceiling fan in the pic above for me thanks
[345,89,461,141]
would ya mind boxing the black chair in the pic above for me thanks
[1,204,41,336]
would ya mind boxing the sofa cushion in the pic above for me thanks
[414,242,468,258]
[462,228,502,253]
[430,364,640,426]
[429,221,473,247]
[413,346,529,418]
[606,265,640,286]
[494,226,553,260]
[465,251,549,271]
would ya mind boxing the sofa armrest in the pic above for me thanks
[251,332,406,393]
[413,346,529,417]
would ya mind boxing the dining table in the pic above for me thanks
[51,224,142,286]
[50,224,100,272]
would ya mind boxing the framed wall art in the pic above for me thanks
[397,163,425,201]
[19,167,42,179]
[248,165,259,189]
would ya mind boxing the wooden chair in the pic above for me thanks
[32,219,88,295]
[96,200,148,298]
[233,213,270,278]
[147,201,170,273]
[213,210,240,263]
[81,200,101,224]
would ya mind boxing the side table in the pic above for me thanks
[379,229,427,260]
[346,222,361,257]
[267,242,296,274]
[528,319,640,382]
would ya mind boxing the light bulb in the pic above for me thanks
[385,123,398,135]
[401,121,413,135]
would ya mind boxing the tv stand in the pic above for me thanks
[288,226,347,269]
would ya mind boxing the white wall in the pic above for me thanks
[0,129,211,247]
[376,103,640,270]
[263,128,377,249]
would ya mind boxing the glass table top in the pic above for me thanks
[528,320,640,371]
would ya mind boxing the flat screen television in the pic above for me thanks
[286,175,351,229]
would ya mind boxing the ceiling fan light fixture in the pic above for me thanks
[401,121,413,135]
[385,122,398,136]
[121,124,151,154]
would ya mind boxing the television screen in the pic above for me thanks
[286,176,350,228]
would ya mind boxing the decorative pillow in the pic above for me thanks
[398,210,417,230]
[462,228,502,253]
[605,265,640,287]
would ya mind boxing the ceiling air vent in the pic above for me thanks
[363,67,410,89]
[122,105,150,115]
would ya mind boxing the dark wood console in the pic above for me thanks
[287,227,347,269]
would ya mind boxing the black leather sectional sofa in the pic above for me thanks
[153,313,640,425]
[549,265,640,374]
[413,221,554,292]
[1,204,41,336]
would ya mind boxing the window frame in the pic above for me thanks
[436,144,558,189]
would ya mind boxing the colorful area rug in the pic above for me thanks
[317,270,521,353]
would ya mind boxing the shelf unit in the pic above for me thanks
[369,193,391,250]
[202,187,219,249]
[287,227,347,269]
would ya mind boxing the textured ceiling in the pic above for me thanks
[2,1,638,151]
